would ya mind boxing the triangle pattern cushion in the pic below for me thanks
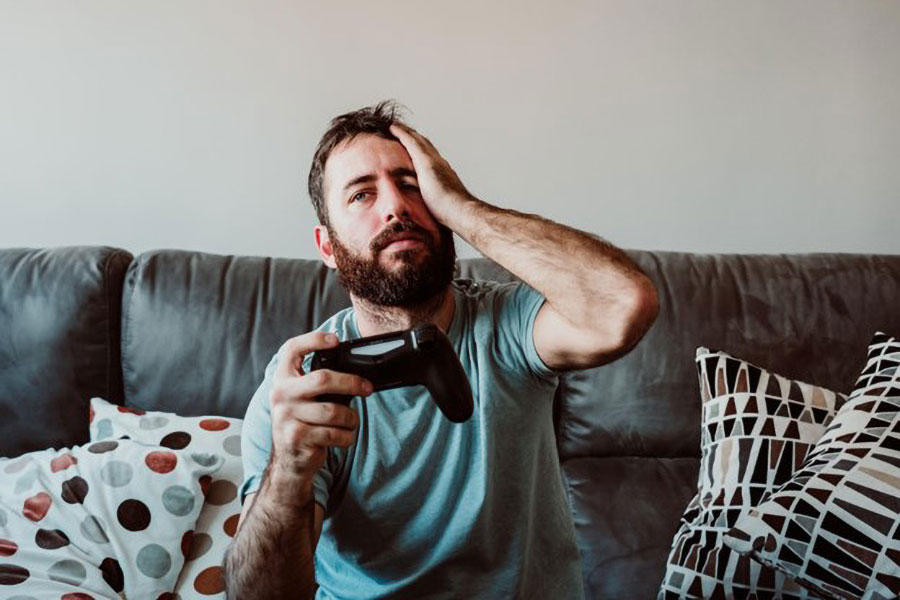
[659,348,845,599]
[724,332,900,600]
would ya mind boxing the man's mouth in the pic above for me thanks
[380,233,427,251]
[385,238,425,250]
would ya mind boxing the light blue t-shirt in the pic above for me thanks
[239,279,584,599]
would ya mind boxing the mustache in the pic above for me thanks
[372,221,431,252]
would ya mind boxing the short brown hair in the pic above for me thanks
[307,100,409,228]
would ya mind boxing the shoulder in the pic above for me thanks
[452,278,532,306]
[314,306,356,335]
[453,278,543,321]
[452,278,559,380]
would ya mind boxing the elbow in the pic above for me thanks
[578,275,659,367]
[611,277,659,356]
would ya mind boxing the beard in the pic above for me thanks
[329,219,457,307]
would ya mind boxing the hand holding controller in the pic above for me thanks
[309,324,474,423]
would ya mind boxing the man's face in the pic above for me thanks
[315,133,456,307]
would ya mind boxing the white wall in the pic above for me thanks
[1,0,898,259]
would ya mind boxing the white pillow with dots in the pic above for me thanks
[0,434,221,599]
[89,397,243,599]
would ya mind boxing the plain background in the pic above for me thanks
[1,0,898,260]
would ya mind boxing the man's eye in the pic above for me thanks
[402,183,419,191]
[350,192,368,203]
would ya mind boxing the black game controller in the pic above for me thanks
[309,324,474,423]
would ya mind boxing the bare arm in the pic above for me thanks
[225,470,324,599]
[223,331,373,599]
[389,123,658,371]
[447,200,658,369]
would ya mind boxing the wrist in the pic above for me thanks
[261,460,316,512]
[433,191,479,233]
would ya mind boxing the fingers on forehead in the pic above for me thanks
[413,130,437,151]
[394,122,423,142]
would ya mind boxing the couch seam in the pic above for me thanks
[561,452,577,514]
[109,249,132,403]
[102,249,114,402]
[561,454,701,462]
[102,248,123,401]
[121,253,142,403]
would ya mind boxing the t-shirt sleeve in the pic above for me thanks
[487,280,565,381]
[238,348,331,510]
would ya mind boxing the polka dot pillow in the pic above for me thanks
[89,398,243,599]
[0,437,222,599]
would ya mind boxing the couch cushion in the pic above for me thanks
[555,252,900,462]
[0,246,132,458]
[659,348,844,599]
[562,456,699,600]
[724,331,900,599]
[121,250,352,418]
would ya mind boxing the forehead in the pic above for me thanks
[323,133,413,200]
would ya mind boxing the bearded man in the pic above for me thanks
[224,101,659,599]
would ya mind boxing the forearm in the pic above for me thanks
[224,465,317,600]
[445,195,651,328]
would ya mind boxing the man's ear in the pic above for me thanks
[314,224,338,269]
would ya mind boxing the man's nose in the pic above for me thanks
[379,181,416,223]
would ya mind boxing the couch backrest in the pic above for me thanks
[556,251,900,462]
[117,250,900,431]
[0,246,132,457]
[119,250,352,417]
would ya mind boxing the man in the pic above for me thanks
[224,101,659,599]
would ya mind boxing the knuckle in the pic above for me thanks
[270,402,287,423]
[320,402,337,422]
[321,428,335,446]
[340,431,357,448]
[342,407,358,428]
[292,446,322,472]
[301,446,325,467]
[280,338,298,356]
[282,332,314,357]
[269,381,287,404]
[308,370,328,387]
[286,422,309,448]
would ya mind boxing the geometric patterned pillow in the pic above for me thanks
[659,348,846,599]
[89,397,243,599]
[0,437,221,599]
[724,332,900,600]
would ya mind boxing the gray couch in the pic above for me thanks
[2,245,898,599]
